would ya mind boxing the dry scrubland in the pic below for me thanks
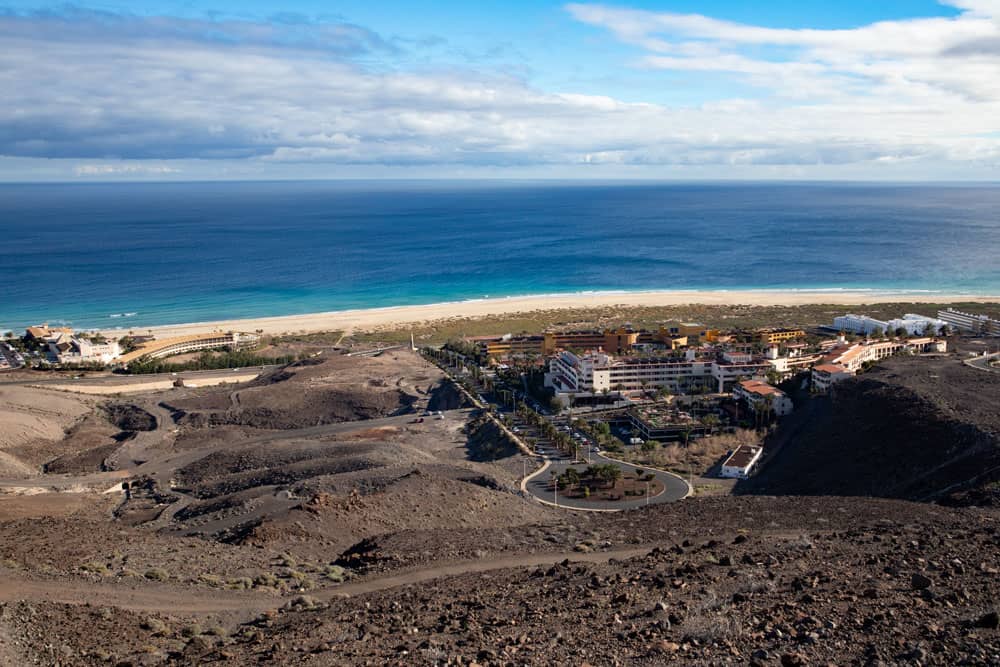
[342,301,1000,346]
[0,325,997,665]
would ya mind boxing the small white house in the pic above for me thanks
[720,445,763,479]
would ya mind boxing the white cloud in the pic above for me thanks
[74,164,182,176]
[0,5,998,178]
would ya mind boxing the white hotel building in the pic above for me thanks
[834,313,948,337]
[545,349,771,397]
[937,308,1000,336]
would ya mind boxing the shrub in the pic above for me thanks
[226,577,253,590]
[324,565,347,583]
[144,568,169,581]
[197,574,224,587]
[80,562,111,577]
[180,623,203,638]
[140,617,169,636]
[254,572,280,588]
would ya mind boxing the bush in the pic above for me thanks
[144,568,169,581]
[197,574,223,587]
[140,617,169,636]
[325,565,347,583]
[226,577,253,590]
[80,562,111,577]
[254,572,280,588]
[180,623,203,638]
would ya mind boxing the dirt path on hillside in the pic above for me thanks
[0,546,651,615]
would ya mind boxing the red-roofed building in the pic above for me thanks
[811,363,852,393]
[733,379,794,416]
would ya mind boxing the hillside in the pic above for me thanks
[737,355,1000,504]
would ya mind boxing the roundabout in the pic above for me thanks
[523,447,690,511]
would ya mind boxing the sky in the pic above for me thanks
[1,0,999,181]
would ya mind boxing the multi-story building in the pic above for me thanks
[757,328,806,345]
[827,337,945,374]
[542,328,640,355]
[115,331,260,367]
[545,350,714,397]
[710,351,772,393]
[937,308,1000,336]
[470,334,545,360]
[653,321,719,345]
[811,363,852,393]
[49,334,122,365]
[545,348,770,397]
[764,344,823,379]
[733,380,794,417]
[886,314,948,336]
[833,314,889,336]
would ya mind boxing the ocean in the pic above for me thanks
[1,181,998,332]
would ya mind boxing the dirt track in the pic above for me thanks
[0,546,652,614]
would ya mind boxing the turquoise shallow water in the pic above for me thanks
[0,180,998,332]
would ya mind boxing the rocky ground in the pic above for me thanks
[0,497,996,666]
[0,347,997,665]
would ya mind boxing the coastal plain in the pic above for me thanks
[96,290,1000,339]
[1,303,998,665]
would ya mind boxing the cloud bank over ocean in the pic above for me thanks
[1,2,998,180]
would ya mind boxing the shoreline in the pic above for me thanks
[93,289,1000,339]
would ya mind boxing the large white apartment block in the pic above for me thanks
[545,349,772,396]
[886,314,949,336]
[937,308,1000,336]
[833,314,888,336]
[545,351,713,396]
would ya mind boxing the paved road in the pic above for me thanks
[524,448,689,511]
[966,352,1000,373]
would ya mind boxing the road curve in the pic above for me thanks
[523,448,690,511]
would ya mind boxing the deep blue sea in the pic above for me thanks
[1,181,998,332]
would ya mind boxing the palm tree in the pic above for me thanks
[700,414,720,436]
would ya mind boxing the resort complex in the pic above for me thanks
[113,331,261,367]
[6,325,260,369]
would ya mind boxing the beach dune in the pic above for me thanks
[96,289,999,339]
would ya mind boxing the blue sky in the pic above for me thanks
[1,1,998,180]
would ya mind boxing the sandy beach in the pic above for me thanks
[95,290,999,339]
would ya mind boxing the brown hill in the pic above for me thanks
[737,355,1000,504]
